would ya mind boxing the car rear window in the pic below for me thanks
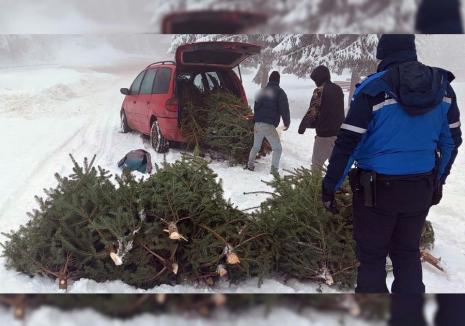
[153,67,172,94]
[130,71,145,94]
[176,70,241,98]
[140,69,157,95]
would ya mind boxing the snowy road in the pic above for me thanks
[0,61,464,293]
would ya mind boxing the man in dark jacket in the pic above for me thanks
[322,34,462,293]
[299,65,345,171]
[247,71,290,173]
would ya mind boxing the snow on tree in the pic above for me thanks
[170,33,379,104]
[278,0,418,33]
[149,0,419,33]
[273,34,378,102]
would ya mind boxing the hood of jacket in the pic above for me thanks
[267,80,280,88]
[383,60,454,116]
[311,66,331,87]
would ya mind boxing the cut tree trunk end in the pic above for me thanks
[421,250,445,273]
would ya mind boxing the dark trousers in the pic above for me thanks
[352,173,434,293]
[390,294,465,326]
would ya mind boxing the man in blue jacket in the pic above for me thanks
[322,34,462,293]
[247,71,290,173]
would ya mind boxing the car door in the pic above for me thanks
[148,66,175,136]
[136,68,157,134]
[175,41,261,71]
[126,70,145,131]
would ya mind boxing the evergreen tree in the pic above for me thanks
[171,33,378,104]
[1,155,119,289]
[255,167,357,289]
[273,34,378,104]
[254,166,437,289]
[149,0,417,33]
[1,156,436,290]
[180,90,269,165]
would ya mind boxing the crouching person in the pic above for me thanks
[247,71,290,173]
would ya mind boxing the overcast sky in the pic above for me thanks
[5,0,464,34]
[0,0,158,33]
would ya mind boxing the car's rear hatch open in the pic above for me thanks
[175,41,261,71]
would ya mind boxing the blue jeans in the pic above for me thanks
[248,122,282,171]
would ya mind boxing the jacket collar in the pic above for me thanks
[267,81,280,87]
[377,50,418,72]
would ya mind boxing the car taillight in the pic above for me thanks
[165,97,178,112]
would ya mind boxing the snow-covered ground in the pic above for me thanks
[0,306,385,326]
[0,298,442,326]
[0,38,464,293]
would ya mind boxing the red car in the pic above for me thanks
[120,41,261,152]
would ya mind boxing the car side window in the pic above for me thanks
[139,69,157,95]
[130,71,146,94]
[206,72,221,90]
[193,73,206,92]
[153,67,172,94]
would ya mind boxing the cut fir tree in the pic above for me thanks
[1,155,272,289]
[254,168,357,289]
[0,155,123,288]
[179,89,270,165]
[253,167,437,289]
[1,156,436,291]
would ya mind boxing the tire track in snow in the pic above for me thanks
[0,117,91,226]
[0,72,127,230]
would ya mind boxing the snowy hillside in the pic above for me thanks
[0,35,464,293]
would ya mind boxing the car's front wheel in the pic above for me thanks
[150,120,169,153]
[121,110,130,133]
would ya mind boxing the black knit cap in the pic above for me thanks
[376,34,416,60]
[269,71,280,84]
[416,0,464,33]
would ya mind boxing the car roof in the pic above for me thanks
[145,61,176,70]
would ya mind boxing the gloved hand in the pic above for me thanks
[431,182,443,206]
[298,120,306,134]
[322,184,339,214]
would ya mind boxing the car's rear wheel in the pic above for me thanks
[150,120,169,153]
[121,110,130,133]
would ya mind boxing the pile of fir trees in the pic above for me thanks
[0,155,436,291]
[253,168,357,288]
[180,88,270,165]
[1,155,272,290]
[252,168,436,289]
[0,294,391,321]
